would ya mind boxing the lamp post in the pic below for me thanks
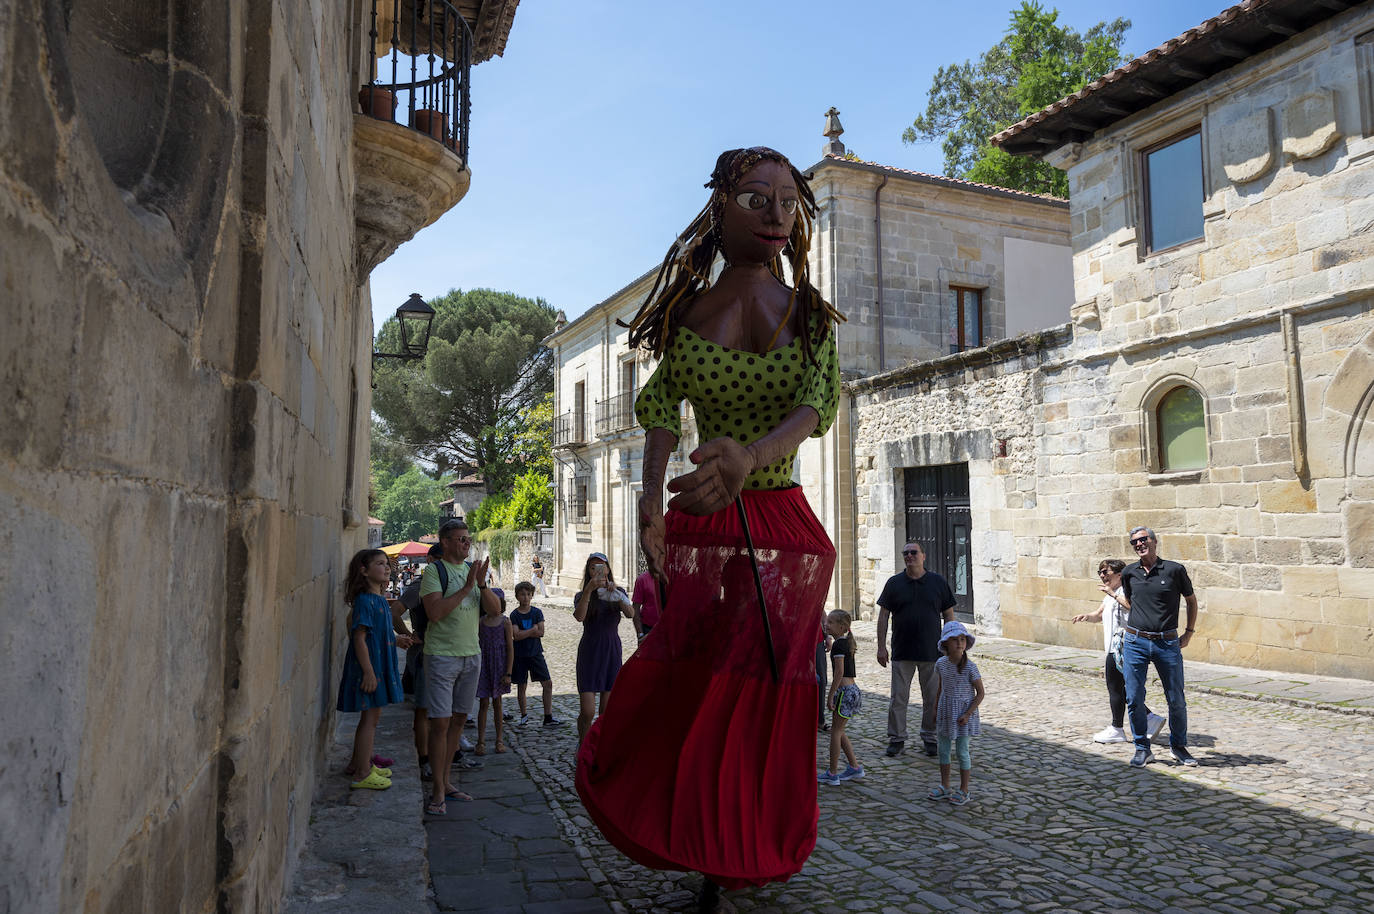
[372,293,436,382]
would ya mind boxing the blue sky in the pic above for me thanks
[368,0,1229,329]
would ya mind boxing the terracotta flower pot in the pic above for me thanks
[358,86,396,120]
[412,108,446,141]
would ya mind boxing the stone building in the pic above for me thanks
[544,141,1073,599]
[851,1,1374,678]
[0,2,518,911]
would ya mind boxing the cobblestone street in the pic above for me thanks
[483,599,1374,913]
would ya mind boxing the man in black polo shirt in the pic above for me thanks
[1120,526,1199,768]
[876,541,956,757]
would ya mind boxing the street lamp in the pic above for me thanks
[372,293,436,376]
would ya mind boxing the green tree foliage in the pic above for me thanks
[376,464,449,542]
[369,419,414,511]
[503,469,553,529]
[372,288,557,494]
[902,2,1129,197]
[468,491,511,536]
[511,392,554,478]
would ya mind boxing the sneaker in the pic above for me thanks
[948,789,970,807]
[1147,713,1168,739]
[502,710,514,721]
[1171,747,1199,767]
[884,741,905,757]
[457,755,484,769]
[817,770,841,786]
[459,735,475,751]
[519,714,532,726]
[1130,748,1155,768]
[543,716,566,728]
[838,765,865,782]
[1093,726,1128,744]
[420,761,433,781]
[464,718,476,729]
[927,785,952,801]
[923,741,939,757]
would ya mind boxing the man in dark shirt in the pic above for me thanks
[1120,526,1199,768]
[876,542,956,757]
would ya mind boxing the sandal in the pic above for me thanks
[474,741,486,756]
[425,800,446,816]
[927,785,952,801]
[949,789,970,806]
[351,771,392,790]
[371,753,395,768]
[445,788,473,802]
[494,742,507,754]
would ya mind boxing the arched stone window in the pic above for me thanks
[1157,386,1207,471]
[1139,376,1208,475]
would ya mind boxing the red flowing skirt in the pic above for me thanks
[575,486,836,890]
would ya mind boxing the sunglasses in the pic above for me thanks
[1130,537,1152,546]
[902,550,921,557]
[1098,569,1112,577]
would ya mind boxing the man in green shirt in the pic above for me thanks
[420,519,496,812]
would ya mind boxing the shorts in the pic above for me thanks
[833,682,863,719]
[512,653,551,685]
[424,653,481,719]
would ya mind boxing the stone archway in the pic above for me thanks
[1324,322,1374,566]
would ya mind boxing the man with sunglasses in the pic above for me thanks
[876,542,956,758]
[1120,526,1199,768]
[421,519,497,812]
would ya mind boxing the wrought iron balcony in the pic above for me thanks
[594,391,639,438]
[362,0,473,160]
[552,411,588,449]
[353,0,475,275]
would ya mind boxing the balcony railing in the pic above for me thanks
[361,0,473,162]
[552,411,588,449]
[595,391,639,438]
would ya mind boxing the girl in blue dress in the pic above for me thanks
[338,549,408,790]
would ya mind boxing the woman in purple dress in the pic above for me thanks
[574,552,634,742]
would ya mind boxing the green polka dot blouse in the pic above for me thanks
[634,314,841,491]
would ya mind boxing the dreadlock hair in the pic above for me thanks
[621,146,845,366]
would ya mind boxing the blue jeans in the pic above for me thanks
[1122,632,1187,751]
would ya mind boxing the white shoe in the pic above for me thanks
[519,714,532,726]
[1093,725,1128,743]
[459,735,474,751]
[1147,713,1167,739]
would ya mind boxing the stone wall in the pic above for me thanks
[0,2,372,911]
[851,6,1374,680]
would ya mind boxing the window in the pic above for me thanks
[573,380,586,442]
[1358,30,1374,136]
[1156,386,1207,471]
[947,287,983,353]
[571,476,590,523]
[1141,130,1204,253]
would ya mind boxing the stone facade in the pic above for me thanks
[545,155,1072,602]
[852,4,1374,679]
[0,2,516,911]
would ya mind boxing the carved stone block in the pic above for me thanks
[1283,89,1341,160]
[1220,108,1274,184]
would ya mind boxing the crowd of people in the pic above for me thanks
[332,145,1202,911]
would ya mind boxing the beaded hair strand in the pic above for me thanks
[621,147,844,366]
